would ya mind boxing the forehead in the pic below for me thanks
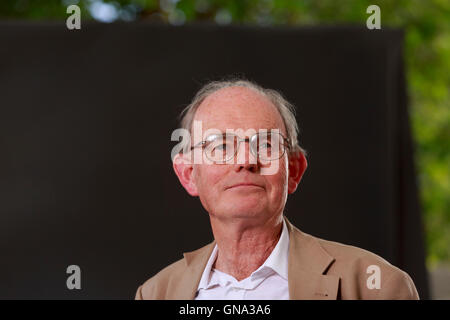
[193,86,286,134]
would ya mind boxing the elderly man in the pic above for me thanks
[135,79,419,300]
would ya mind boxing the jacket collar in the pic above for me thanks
[178,216,339,300]
[285,217,340,299]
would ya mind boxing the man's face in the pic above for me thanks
[189,86,292,223]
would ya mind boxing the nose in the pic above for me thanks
[234,139,259,172]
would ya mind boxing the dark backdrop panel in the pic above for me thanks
[0,22,428,299]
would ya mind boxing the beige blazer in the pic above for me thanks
[135,217,419,300]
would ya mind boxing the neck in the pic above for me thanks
[209,214,283,281]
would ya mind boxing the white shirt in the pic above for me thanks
[195,218,290,300]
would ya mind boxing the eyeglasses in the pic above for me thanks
[190,132,290,163]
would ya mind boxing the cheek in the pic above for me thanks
[266,159,289,195]
[194,165,227,195]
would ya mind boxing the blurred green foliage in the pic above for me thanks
[1,0,449,266]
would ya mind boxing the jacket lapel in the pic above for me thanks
[171,241,216,299]
[285,217,340,300]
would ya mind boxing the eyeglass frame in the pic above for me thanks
[189,131,291,163]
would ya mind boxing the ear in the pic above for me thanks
[172,153,199,196]
[287,151,307,194]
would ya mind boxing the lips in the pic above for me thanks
[226,183,264,190]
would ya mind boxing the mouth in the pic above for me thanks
[226,183,264,190]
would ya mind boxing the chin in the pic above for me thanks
[223,203,266,219]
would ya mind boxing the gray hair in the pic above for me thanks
[179,78,306,155]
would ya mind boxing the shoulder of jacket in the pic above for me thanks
[139,256,188,299]
[137,241,215,299]
[305,234,418,299]
[311,234,402,276]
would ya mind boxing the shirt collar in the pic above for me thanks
[261,217,289,280]
[197,243,219,290]
[197,217,290,290]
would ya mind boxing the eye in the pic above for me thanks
[259,141,272,149]
[214,143,228,151]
